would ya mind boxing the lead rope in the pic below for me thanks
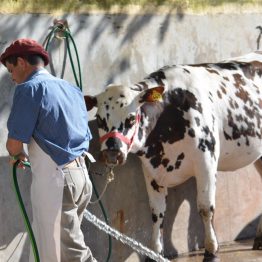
[89,167,114,205]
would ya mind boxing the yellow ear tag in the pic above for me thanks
[150,89,162,102]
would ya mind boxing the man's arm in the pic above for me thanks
[6,138,27,160]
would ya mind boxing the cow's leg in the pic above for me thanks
[142,166,168,258]
[253,159,262,250]
[195,166,219,262]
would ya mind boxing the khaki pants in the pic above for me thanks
[28,139,96,262]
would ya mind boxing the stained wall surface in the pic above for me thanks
[0,8,262,262]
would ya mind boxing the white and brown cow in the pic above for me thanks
[85,52,262,262]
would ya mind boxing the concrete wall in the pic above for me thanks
[0,8,262,261]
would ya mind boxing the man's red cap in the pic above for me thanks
[0,38,49,66]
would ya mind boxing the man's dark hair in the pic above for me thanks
[4,54,45,66]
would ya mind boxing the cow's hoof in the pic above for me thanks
[203,250,220,262]
[253,236,262,250]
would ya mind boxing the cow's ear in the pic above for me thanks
[139,86,165,103]
[84,95,97,111]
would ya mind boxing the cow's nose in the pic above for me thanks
[99,149,125,166]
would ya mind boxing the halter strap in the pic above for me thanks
[99,114,141,148]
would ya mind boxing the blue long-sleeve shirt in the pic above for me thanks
[7,68,92,165]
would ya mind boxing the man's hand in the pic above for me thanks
[6,138,29,169]
[9,152,29,169]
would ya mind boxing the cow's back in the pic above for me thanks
[141,52,262,183]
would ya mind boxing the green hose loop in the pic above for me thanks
[44,24,82,91]
[67,33,83,89]
[65,36,80,89]
[12,161,40,262]
[43,26,57,52]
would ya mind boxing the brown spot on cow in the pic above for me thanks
[235,86,250,104]
[224,131,232,140]
[175,153,185,169]
[195,117,201,127]
[162,158,170,167]
[188,128,195,137]
[217,90,222,99]
[151,179,164,192]
[220,85,227,94]
[233,73,246,88]
[152,213,158,223]
[206,68,219,75]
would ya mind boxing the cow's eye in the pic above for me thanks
[125,115,136,128]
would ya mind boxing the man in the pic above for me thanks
[1,38,97,262]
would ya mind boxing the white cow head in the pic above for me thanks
[85,84,164,167]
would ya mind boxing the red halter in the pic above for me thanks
[99,114,141,148]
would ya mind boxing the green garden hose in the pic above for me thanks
[43,22,82,90]
[12,160,40,262]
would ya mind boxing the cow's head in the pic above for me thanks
[85,84,164,167]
